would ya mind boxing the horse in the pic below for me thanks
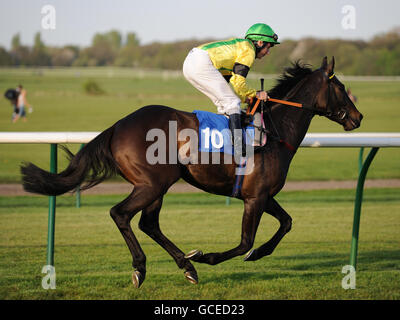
[21,56,363,288]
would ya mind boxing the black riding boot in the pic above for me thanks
[229,113,245,158]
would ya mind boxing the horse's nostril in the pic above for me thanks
[359,113,364,121]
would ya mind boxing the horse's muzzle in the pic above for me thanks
[344,113,363,131]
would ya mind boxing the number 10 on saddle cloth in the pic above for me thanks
[193,110,266,154]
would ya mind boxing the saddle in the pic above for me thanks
[192,110,267,155]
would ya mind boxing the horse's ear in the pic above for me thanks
[327,56,335,74]
[321,56,328,71]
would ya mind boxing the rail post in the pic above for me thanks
[349,147,379,269]
[46,143,57,266]
[358,147,364,173]
[75,143,85,208]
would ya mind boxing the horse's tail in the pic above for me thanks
[21,126,119,196]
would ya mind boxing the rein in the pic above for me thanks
[245,72,338,153]
[248,78,335,116]
[247,72,337,117]
[247,97,302,116]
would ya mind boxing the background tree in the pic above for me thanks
[115,32,141,67]
[9,33,30,66]
[11,33,21,51]
[30,32,51,66]
[0,47,12,66]
[0,28,399,75]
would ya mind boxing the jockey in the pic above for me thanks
[183,23,280,157]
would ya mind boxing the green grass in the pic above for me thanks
[0,67,399,182]
[0,189,399,300]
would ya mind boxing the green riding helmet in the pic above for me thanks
[245,23,280,45]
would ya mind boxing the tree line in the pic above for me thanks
[1,28,399,75]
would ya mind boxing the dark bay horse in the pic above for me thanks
[21,57,363,288]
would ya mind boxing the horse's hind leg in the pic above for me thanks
[139,197,199,284]
[110,185,161,288]
[244,197,292,261]
[186,198,264,265]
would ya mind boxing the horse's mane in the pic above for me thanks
[268,61,313,99]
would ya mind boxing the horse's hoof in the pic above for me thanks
[184,271,199,285]
[184,249,203,260]
[243,249,256,261]
[132,270,144,288]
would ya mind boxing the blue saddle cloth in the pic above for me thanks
[192,110,254,154]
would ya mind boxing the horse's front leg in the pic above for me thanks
[244,197,292,261]
[185,198,264,265]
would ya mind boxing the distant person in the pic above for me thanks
[183,23,280,157]
[4,88,20,122]
[347,88,357,104]
[14,84,32,123]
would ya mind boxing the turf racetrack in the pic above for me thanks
[0,189,399,299]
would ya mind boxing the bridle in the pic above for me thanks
[246,69,350,153]
[303,71,349,122]
[248,70,343,119]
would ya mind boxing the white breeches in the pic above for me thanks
[183,48,241,115]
